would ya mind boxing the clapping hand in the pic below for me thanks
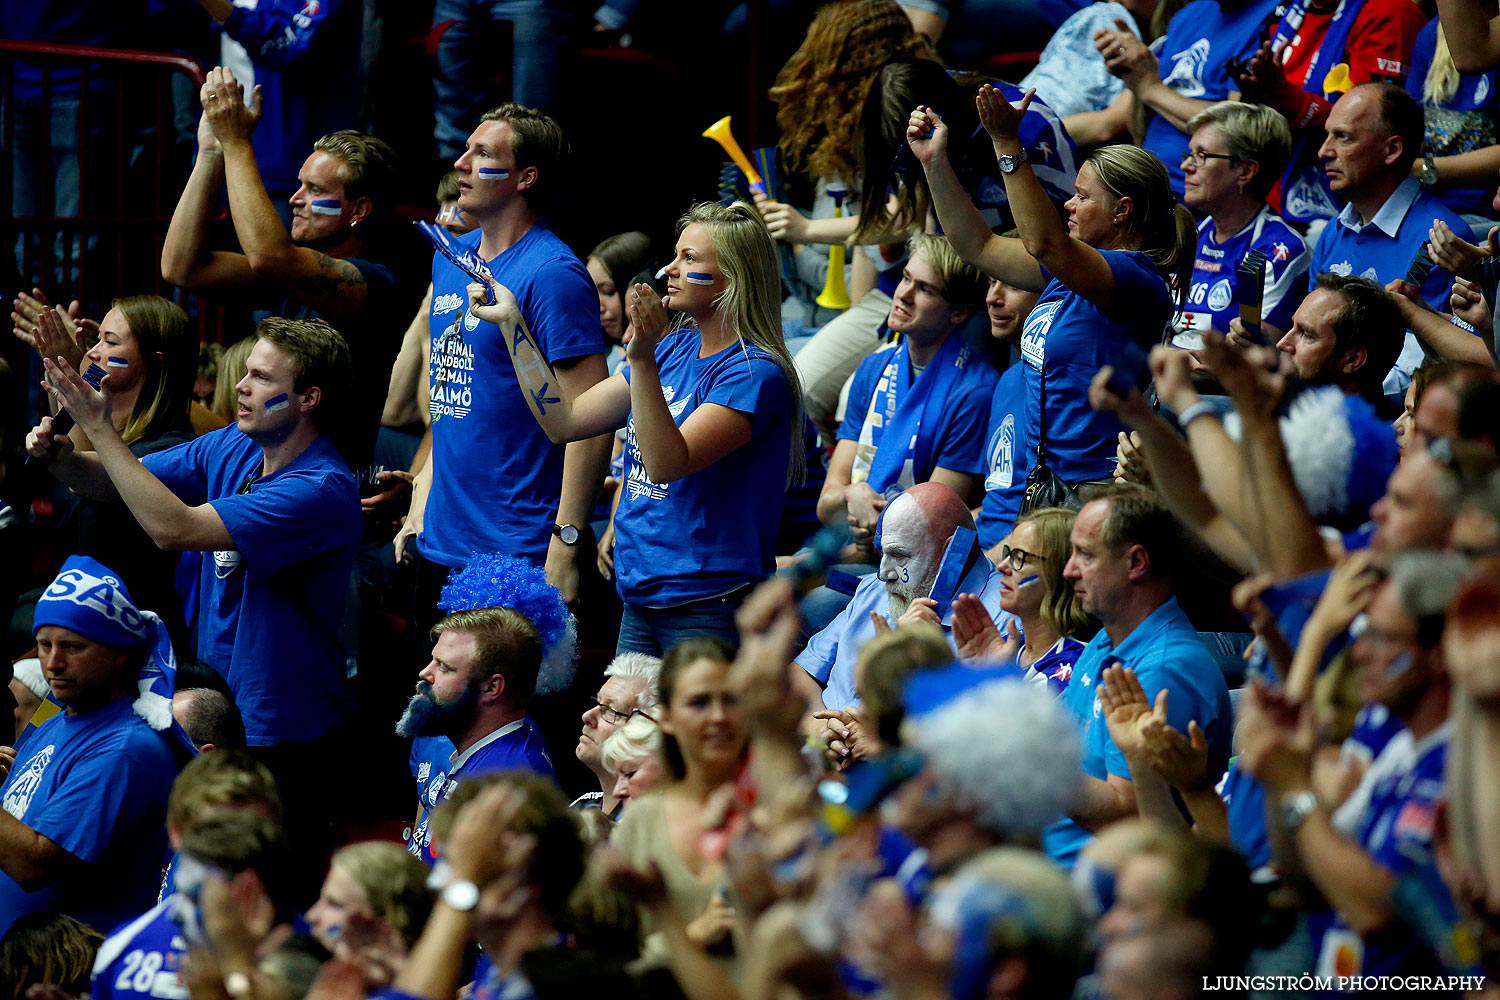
[625,283,670,363]
[975,84,1033,145]
[200,66,263,144]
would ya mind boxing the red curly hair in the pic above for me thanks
[770,0,937,186]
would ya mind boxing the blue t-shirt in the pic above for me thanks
[976,362,1030,549]
[1025,635,1087,696]
[91,899,185,1000]
[421,225,605,568]
[407,718,555,864]
[143,427,361,745]
[1174,207,1310,347]
[1044,598,1233,867]
[406,734,455,861]
[1407,16,1500,219]
[0,698,178,937]
[1021,250,1175,484]
[615,330,793,607]
[838,341,997,479]
[1146,0,1276,196]
[1219,760,1271,870]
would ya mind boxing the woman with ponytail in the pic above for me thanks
[910,86,1193,486]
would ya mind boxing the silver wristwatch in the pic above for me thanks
[1280,789,1321,832]
[997,149,1030,174]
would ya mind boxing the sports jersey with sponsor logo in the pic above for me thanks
[1173,206,1309,347]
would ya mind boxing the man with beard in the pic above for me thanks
[397,606,554,864]
[793,482,1007,718]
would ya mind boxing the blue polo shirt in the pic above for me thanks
[797,556,1010,711]
[1044,597,1233,867]
[1310,177,1476,395]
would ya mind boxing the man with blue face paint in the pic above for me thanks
[398,606,555,865]
[1241,549,1465,983]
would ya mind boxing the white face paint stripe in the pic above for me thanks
[476,167,510,181]
[683,271,715,285]
[309,199,343,216]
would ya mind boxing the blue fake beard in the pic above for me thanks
[395,679,479,738]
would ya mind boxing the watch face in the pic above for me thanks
[443,880,480,911]
[557,524,580,545]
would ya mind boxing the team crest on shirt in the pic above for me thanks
[1329,260,1353,277]
[985,415,1016,490]
[977,177,1006,206]
[1284,174,1338,221]
[1272,242,1291,262]
[1020,300,1063,369]
[2,744,54,819]
[417,762,431,783]
[1207,279,1233,312]
[1163,39,1211,97]
[428,772,448,806]
[1361,267,1379,281]
[213,549,242,579]
[463,310,481,331]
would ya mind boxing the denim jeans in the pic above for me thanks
[432,0,576,159]
[616,586,753,656]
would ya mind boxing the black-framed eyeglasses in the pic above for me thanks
[589,698,656,725]
[998,545,1047,572]
[1180,150,1237,167]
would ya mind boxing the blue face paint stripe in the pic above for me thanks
[264,393,290,413]
[309,198,342,216]
[684,271,715,285]
[476,167,510,180]
[105,356,130,368]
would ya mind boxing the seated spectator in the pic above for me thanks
[92,808,292,1000]
[161,749,283,900]
[171,686,246,752]
[306,840,433,972]
[611,638,744,972]
[1307,84,1479,395]
[1085,0,1277,197]
[392,773,588,1000]
[599,714,665,811]
[1237,0,1430,227]
[820,235,996,560]
[573,651,661,814]
[1046,486,1234,868]
[976,269,1041,546]
[0,556,185,936]
[956,506,1097,694]
[1270,274,1406,403]
[586,231,656,375]
[1172,102,1310,349]
[1241,550,1467,979]
[161,72,417,481]
[0,912,102,1000]
[795,483,1007,719]
[399,603,557,864]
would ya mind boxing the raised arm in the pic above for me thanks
[907,107,1046,291]
[974,86,1124,307]
[160,82,261,292]
[1098,19,1216,134]
[465,280,630,441]
[1437,0,1500,73]
[1387,279,1496,366]
[40,359,234,551]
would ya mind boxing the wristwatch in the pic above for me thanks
[553,522,580,546]
[1280,789,1321,833]
[441,879,480,912]
[1419,151,1439,189]
[997,149,1030,174]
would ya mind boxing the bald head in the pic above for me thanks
[901,482,976,537]
[878,484,974,619]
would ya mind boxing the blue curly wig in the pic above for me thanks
[438,553,578,694]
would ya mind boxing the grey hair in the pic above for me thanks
[603,652,663,713]
[911,678,1081,838]
[1388,549,1472,647]
[1183,101,1292,198]
[600,715,663,774]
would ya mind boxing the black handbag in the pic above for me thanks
[1020,361,1081,514]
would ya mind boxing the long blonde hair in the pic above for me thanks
[1086,145,1196,310]
[113,295,194,446]
[211,335,257,424]
[1423,24,1462,107]
[675,201,806,486]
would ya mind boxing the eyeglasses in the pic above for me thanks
[998,545,1047,572]
[1180,150,1237,167]
[588,698,636,725]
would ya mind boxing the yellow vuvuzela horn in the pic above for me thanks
[702,116,766,196]
[817,186,852,310]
